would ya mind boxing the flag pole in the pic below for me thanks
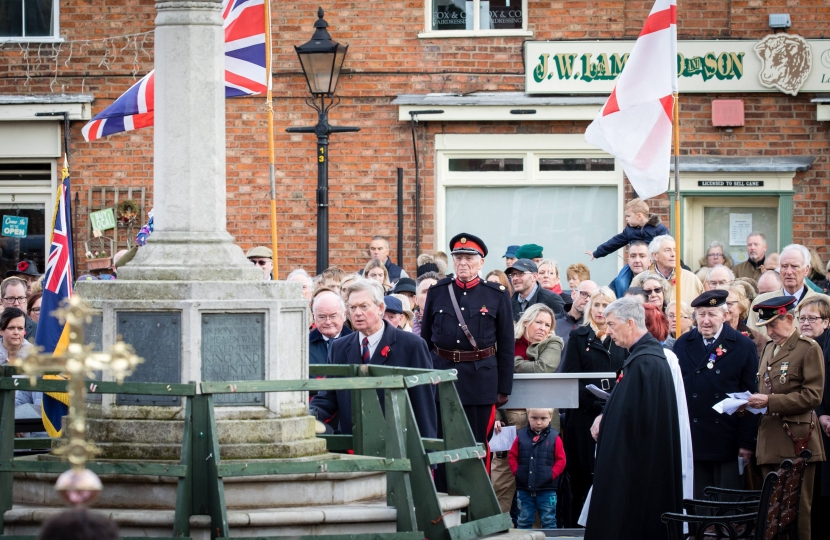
[673,93,682,339]
[263,0,279,279]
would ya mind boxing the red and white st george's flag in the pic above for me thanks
[585,0,677,200]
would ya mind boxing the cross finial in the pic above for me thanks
[13,295,143,505]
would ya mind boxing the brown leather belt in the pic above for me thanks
[433,346,496,362]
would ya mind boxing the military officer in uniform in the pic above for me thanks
[747,296,826,540]
[421,233,514,473]
[673,290,759,498]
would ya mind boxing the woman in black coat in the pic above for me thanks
[560,287,627,527]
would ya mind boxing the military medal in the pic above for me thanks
[707,353,715,369]
[779,362,789,384]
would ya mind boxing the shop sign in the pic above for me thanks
[526,36,830,96]
[697,181,764,187]
[1,215,28,238]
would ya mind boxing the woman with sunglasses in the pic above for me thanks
[631,271,669,313]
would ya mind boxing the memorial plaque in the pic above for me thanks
[84,313,103,403]
[201,313,265,406]
[116,312,181,406]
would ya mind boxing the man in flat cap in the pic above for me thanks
[246,246,273,280]
[505,259,564,322]
[747,296,825,540]
[673,289,759,498]
[421,233,514,482]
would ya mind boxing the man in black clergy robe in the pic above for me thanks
[585,297,683,540]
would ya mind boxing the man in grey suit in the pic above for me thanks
[748,244,820,331]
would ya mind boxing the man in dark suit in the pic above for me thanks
[506,259,564,321]
[672,289,759,498]
[309,289,352,367]
[310,279,437,439]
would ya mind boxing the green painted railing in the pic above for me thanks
[0,365,511,540]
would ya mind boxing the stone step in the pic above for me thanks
[86,415,319,445]
[5,495,473,539]
[87,437,328,461]
[14,455,385,509]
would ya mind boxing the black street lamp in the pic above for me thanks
[287,8,359,275]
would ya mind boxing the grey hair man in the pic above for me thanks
[308,290,352,386]
[703,265,735,291]
[647,235,703,305]
[732,232,768,281]
[310,278,437,439]
[287,268,314,300]
[748,244,819,331]
[757,270,783,295]
[585,296,683,540]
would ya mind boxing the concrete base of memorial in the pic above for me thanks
[73,280,326,460]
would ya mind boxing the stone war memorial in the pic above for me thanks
[0,1,525,539]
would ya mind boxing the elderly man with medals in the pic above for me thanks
[747,295,826,540]
[673,290,759,498]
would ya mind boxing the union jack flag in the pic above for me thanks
[82,0,268,142]
[35,161,74,437]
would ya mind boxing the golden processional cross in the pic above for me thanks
[12,295,143,504]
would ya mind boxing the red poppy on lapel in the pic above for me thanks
[381,345,390,357]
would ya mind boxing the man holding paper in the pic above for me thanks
[673,290,759,498]
[747,295,825,540]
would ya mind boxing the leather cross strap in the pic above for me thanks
[448,286,478,349]
[783,412,815,455]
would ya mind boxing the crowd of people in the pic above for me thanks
[256,197,830,539]
[3,196,829,538]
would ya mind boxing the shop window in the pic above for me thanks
[0,0,58,40]
[0,162,51,181]
[425,0,529,36]
[539,158,615,172]
[445,185,619,285]
[449,158,523,172]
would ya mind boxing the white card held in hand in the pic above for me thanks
[488,425,517,452]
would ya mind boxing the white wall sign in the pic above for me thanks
[526,37,830,96]
[729,213,753,246]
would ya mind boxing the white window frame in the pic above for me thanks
[435,133,624,269]
[0,158,59,260]
[420,0,532,39]
[0,0,62,43]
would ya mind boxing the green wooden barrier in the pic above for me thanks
[0,365,509,540]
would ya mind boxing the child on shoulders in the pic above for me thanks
[586,198,670,261]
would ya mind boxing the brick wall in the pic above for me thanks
[1,1,828,275]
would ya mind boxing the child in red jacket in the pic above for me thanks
[508,408,566,529]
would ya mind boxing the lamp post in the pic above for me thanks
[287,8,359,274]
